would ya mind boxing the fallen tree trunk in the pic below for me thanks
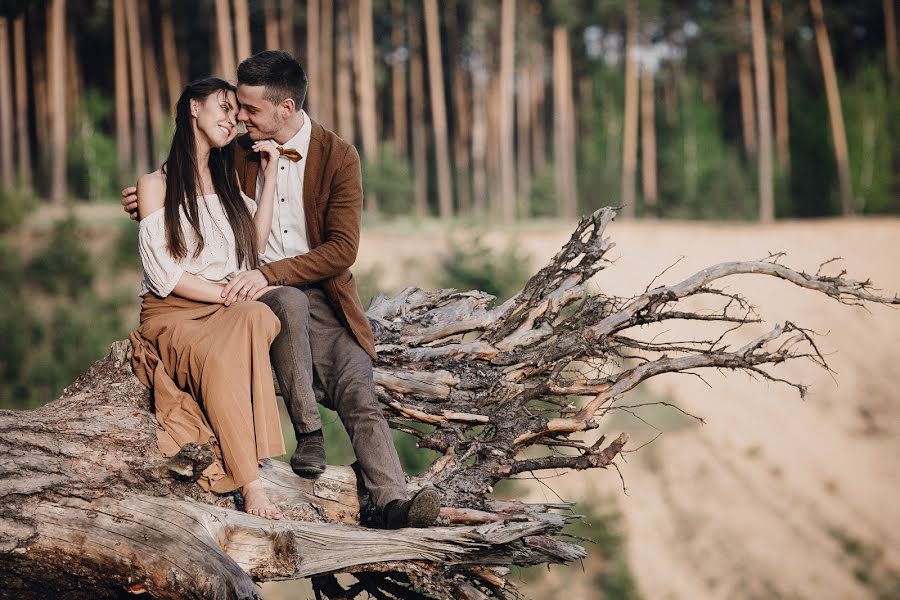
[1,208,897,599]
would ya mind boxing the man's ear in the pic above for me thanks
[281,97,296,116]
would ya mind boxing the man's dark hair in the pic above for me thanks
[237,50,308,110]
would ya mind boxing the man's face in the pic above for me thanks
[236,84,285,141]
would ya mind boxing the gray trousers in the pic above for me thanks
[259,285,407,509]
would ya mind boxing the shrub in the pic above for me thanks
[437,234,532,303]
[0,187,36,233]
[28,218,96,298]
[361,143,415,217]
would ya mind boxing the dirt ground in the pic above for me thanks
[347,216,900,600]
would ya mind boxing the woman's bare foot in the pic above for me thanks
[240,479,282,520]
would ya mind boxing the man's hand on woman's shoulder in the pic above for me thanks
[122,185,139,221]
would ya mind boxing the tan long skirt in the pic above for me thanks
[130,294,286,493]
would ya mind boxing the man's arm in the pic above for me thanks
[259,144,362,285]
[122,186,139,220]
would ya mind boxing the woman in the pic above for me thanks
[130,78,285,519]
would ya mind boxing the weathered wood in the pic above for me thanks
[2,207,897,599]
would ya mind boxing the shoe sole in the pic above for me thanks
[406,488,440,527]
[291,463,326,479]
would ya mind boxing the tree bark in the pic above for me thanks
[263,0,279,50]
[160,0,181,113]
[621,0,639,218]
[47,0,67,204]
[0,17,14,189]
[319,0,335,129]
[124,0,149,177]
[447,0,472,215]
[498,0,517,221]
[771,0,790,174]
[408,2,428,219]
[335,0,355,143]
[885,0,897,77]
[470,4,490,216]
[809,0,854,215]
[12,16,31,189]
[641,65,657,216]
[391,0,408,157]
[553,25,577,220]
[138,0,164,164]
[113,0,131,181]
[353,0,379,216]
[214,0,236,80]
[735,0,758,157]
[233,0,251,63]
[279,0,294,55]
[750,0,774,223]
[3,207,897,599]
[423,0,454,219]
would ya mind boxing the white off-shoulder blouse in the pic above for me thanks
[138,192,257,297]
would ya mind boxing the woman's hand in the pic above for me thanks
[252,140,280,175]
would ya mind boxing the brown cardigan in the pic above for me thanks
[233,120,376,358]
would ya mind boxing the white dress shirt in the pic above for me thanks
[255,110,313,265]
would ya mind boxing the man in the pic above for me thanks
[122,51,438,529]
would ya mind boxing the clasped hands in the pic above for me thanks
[222,270,278,306]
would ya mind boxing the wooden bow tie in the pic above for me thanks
[277,146,303,161]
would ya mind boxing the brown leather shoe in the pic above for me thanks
[383,487,440,529]
[290,430,326,478]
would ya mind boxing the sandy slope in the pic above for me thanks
[352,216,900,600]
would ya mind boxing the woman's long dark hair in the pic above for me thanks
[162,78,258,270]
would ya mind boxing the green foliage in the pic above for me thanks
[361,144,415,217]
[110,221,141,273]
[657,77,755,219]
[437,235,531,303]
[0,187,36,233]
[844,65,900,214]
[67,88,120,200]
[28,218,96,298]
[529,164,561,218]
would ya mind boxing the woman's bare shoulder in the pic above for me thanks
[137,171,166,219]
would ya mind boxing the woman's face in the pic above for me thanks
[193,89,239,148]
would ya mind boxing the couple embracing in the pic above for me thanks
[125,50,439,526]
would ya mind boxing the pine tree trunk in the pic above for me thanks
[640,66,657,216]
[354,0,379,216]
[750,0,774,222]
[32,13,48,150]
[0,17,14,189]
[408,2,428,218]
[306,0,320,116]
[531,40,546,176]
[215,0,236,80]
[771,0,790,174]
[516,64,532,218]
[335,0,355,143]
[263,0,280,50]
[885,0,897,77]
[114,0,132,181]
[446,0,472,215]
[319,0,335,129]
[233,0,251,63]
[139,0,164,164]
[65,25,81,125]
[125,0,149,176]
[391,0,408,157]
[160,0,181,113]
[279,0,294,55]
[498,0,516,221]
[553,25,577,220]
[423,0,454,219]
[47,0,67,204]
[809,0,854,215]
[735,0,758,157]
[621,0,639,218]
[470,4,490,216]
[12,15,31,189]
